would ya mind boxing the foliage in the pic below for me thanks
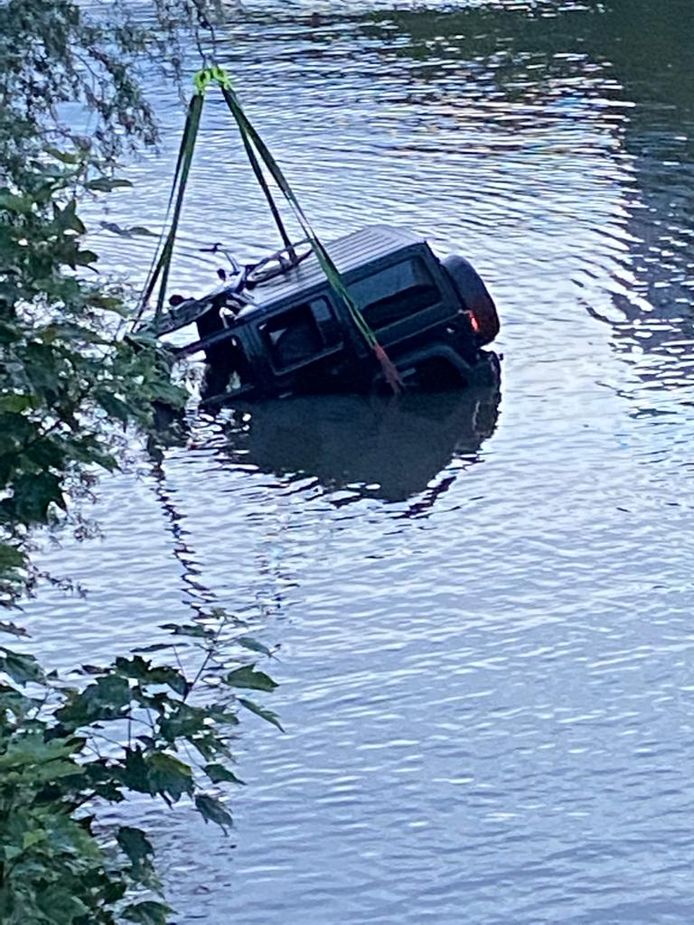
[0,149,186,607]
[0,0,223,183]
[0,149,281,914]
[0,1,279,921]
[0,621,278,923]
[0,0,226,605]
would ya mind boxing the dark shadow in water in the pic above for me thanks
[216,363,501,505]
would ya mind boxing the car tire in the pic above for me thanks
[443,255,500,346]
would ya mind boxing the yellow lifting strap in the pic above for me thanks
[140,66,402,392]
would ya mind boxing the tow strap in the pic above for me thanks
[139,66,402,393]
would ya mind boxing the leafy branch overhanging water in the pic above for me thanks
[0,2,278,922]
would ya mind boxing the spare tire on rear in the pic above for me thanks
[443,255,500,347]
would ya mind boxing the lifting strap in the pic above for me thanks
[139,93,203,322]
[139,66,402,392]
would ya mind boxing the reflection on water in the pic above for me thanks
[25,0,694,923]
[212,371,500,504]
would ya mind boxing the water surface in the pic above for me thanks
[27,1,694,922]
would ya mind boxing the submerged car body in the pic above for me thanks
[146,225,500,404]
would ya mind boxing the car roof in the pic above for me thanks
[142,225,427,336]
[247,224,425,309]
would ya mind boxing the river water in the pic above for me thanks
[28,1,694,922]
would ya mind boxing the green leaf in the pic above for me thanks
[88,448,119,472]
[0,733,77,771]
[55,673,131,727]
[145,752,194,802]
[0,648,44,684]
[0,190,33,213]
[0,621,29,638]
[12,471,65,523]
[22,830,47,851]
[237,636,273,657]
[149,378,187,408]
[55,199,86,234]
[73,248,99,266]
[206,704,240,727]
[95,390,131,422]
[36,883,91,922]
[195,793,233,831]
[116,826,154,871]
[157,702,209,742]
[0,394,38,413]
[0,683,38,718]
[122,746,150,793]
[204,763,245,785]
[45,147,82,165]
[88,293,129,315]
[123,901,173,925]
[115,655,188,696]
[238,697,285,732]
[225,665,277,692]
[160,622,214,639]
[86,177,133,192]
[0,543,25,571]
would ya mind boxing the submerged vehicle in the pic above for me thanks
[143,224,500,405]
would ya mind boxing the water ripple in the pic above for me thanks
[22,0,694,922]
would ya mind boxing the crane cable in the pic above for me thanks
[139,66,402,392]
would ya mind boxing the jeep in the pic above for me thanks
[143,224,500,404]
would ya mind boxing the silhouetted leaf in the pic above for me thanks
[195,793,232,831]
[0,648,44,684]
[238,698,284,732]
[99,220,157,237]
[146,752,194,802]
[122,747,150,793]
[115,655,188,696]
[123,901,172,925]
[12,471,65,523]
[116,826,154,872]
[225,666,277,692]
[160,622,214,639]
[55,674,131,726]
[204,763,245,785]
[86,177,133,192]
[133,643,174,654]
[0,620,29,638]
[237,636,273,657]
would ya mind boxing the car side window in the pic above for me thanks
[352,258,440,329]
[260,298,338,371]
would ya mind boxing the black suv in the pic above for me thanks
[146,225,500,403]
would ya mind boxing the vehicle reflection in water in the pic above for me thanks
[211,356,501,507]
